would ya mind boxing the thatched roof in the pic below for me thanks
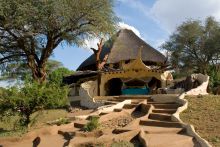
[77,29,166,71]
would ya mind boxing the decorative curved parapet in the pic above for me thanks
[79,80,104,109]
[97,99,132,113]
[171,93,187,123]
[74,99,132,120]
[172,93,212,147]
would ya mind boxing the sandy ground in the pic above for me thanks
[0,99,201,147]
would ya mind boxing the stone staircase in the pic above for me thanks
[64,96,202,146]
[138,97,201,147]
[0,96,206,147]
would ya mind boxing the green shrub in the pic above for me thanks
[208,66,220,92]
[48,67,73,86]
[0,81,69,127]
[208,66,220,89]
[47,117,70,126]
[111,140,134,147]
[56,118,71,126]
[84,116,100,132]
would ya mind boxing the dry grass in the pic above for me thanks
[180,95,220,147]
[0,109,67,137]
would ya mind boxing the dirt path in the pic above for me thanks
[0,97,202,147]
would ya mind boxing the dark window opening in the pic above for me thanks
[105,78,123,96]
[148,77,161,90]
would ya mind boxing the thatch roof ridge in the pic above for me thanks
[77,29,165,71]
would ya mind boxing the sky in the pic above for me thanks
[51,0,220,70]
[1,0,220,87]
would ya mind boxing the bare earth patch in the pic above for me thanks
[180,95,220,147]
[0,109,68,137]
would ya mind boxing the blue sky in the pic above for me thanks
[2,0,220,87]
[51,0,220,71]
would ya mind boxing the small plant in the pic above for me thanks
[84,116,100,132]
[47,117,71,126]
[111,140,134,147]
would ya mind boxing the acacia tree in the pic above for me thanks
[162,17,220,74]
[0,0,118,82]
[90,38,109,70]
[0,59,64,81]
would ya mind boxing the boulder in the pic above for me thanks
[172,73,209,95]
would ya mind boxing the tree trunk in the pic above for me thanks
[27,55,47,83]
[24,113,31,126]
[90,38,108,71]
[33,66,47,83]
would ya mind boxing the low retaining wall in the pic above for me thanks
[151,94,212,147]
[78,80,103,109]
[173,94,212,147]
[74,99,132,119]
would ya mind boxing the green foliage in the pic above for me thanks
[46,60,63,74]
[0,59,64,81]
[162,16,220,74]
[54,118,71,126]
[111,141,134,147]
[0,63,30,80]
[84,116,100,132]
[0,81,69,127]
[0,109,67,137]
[48,67,74,86]
[0,0,118,81]
[208,66,220,89]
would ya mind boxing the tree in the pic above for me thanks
[0,0,118,82]
[162,17,220,74]
[0,81,69,126]
[46,59,63,74]
[90,38,109,70]
[48,67,74,86]
[0,59,64,81]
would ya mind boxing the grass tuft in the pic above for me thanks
[84,116,100,132]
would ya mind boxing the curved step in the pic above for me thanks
[152,103,180,109]
[123,104,138,109]
[152,109,176,114]
[140,120,182,128]
[113,108,122,112]
[145,133,196,147]
[149,113,172,121]
[74,120,87,128]
[143,126,184,134]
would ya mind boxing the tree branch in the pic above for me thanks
[0,53,26,64]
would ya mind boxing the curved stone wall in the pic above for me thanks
[151,94,212,147]
[79,80,103,109]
